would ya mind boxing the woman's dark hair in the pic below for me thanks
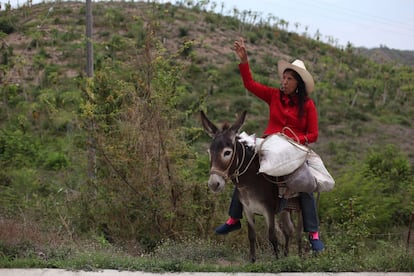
[280,69,308,118]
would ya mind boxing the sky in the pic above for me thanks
[4,0,414,50]
[222,0,414,50]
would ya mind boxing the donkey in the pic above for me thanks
[201,110,303,262]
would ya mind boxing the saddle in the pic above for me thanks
[268,175,301,212]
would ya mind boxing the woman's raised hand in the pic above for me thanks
[233,38,248,64]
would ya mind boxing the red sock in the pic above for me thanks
[309,231,319,240]
[226,217,239,225]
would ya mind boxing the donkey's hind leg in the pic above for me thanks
[264,211,280,259]
[279,210,295,257]
[245,212,257,263]
[296,210,304,256]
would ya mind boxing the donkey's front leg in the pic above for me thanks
[246,214,257,263]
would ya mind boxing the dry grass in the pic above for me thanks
[0,218,44,245]
[0,217,69,250]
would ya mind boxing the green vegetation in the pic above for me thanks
[0,235,413,272]
[0,0,413,272]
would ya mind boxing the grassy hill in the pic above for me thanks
[3,1,414,164]
[357,46,414,66]
[1,1,414,271]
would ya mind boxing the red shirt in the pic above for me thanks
[239,63,318,145]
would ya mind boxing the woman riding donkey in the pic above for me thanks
[215,38,324,253]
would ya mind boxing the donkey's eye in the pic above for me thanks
[223,150,232,157]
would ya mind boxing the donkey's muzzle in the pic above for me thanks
[208,173,226,192]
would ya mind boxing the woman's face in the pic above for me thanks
[281,70,298,95]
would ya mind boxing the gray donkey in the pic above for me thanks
[201,111,303,262]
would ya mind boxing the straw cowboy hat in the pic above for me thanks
[278,59,315,94]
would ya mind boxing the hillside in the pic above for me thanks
[2,1,414,165]
[357,46,414,66]
[1,0,414,257]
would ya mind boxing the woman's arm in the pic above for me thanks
[234,38,276,103]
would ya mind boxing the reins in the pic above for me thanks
[231,140,257,183]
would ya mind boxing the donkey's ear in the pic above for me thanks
[230,111,247,133]
[200,111,218,137]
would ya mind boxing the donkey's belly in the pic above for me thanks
[241,199,268,216]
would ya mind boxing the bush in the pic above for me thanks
[0,17,15,34]
[43,151,69,170]
[0,128,40,167]
[320,144,414,232]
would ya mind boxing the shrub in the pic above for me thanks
[43,151,69,170]
[320,144,414,232]
[0,17,15,34]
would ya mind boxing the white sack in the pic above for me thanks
[238,131,335,192]
[307,150,335,192]
[238,131,256,148]
[257,134,310,176]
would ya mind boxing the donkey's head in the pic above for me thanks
[200,111,247,192]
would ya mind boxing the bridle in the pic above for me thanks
[209,138,257,183]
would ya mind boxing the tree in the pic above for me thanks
[85,0,96,183]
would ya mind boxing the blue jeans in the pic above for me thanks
[228,188,319,232]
